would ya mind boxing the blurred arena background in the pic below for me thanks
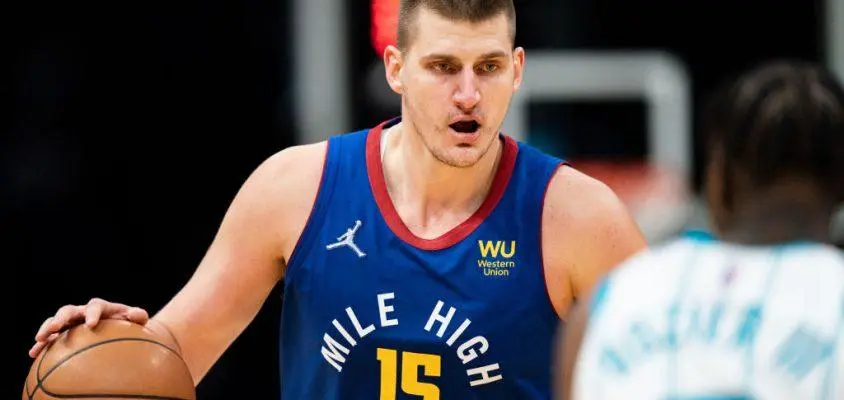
[8,0,844,398]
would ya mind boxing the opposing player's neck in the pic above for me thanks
[381,122,502,237]
[721,182,835,246]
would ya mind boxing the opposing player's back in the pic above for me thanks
[575,234,843,399]
[562,60,844,399]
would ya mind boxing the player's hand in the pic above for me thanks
[29,298,149,358]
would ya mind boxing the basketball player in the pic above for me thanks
[557,60,844,399]
[29,0,647,398]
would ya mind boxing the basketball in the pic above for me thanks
[22,319,195,400]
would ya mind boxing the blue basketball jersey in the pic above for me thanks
[279,118,563,399]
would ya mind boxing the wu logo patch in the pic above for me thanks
[477,240,516,277]
[478,240,516,258]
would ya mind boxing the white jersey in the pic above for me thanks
[574,232,844,400]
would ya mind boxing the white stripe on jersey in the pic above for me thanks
[574,233,844,400]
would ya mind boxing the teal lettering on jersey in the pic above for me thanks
[598,303,762,375]
[733,306,762,347]
[773,326,833,381]
[600,347,629,374]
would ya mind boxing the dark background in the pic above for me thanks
[10,0,824,398]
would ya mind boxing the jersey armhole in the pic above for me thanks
[540,161,569,319]
[284,140,338,280]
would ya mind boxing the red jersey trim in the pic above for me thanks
[365,119,519,251]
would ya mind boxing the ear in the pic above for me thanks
[512,47,526,91]
[384,45,404,95]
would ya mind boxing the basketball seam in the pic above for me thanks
[25,372,32,400]
[39,387,191,400]
[30,342,51,398]
[32,337,187,400]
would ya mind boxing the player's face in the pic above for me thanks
[385,9,524,168]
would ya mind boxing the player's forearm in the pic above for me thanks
[145,316,211,385]
[149,282,274,386]
[145,317,184,356]
[149,311,228,386]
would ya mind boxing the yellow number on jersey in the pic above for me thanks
[377,348,441,400]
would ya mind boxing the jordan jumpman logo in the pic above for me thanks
[326,220,366,258]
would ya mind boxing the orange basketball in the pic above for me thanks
[22,319,195,400]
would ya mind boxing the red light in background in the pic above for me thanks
[371,0,399,56]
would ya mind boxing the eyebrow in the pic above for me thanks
[477,51,508,60]
[420,51,509,63]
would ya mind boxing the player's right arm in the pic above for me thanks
[29,141,328,385]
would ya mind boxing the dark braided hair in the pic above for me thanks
[701,60,844,211]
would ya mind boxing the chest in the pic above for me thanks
[292,216,535,313]
[286,202,552,336]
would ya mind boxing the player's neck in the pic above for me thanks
[721,183,834,246]
[381,122,502,236]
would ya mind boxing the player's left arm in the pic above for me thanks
[541,165,647,319]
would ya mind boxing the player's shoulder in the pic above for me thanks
[543,164,641,240]
[241,141,330,258]
[263,141,328,173]
[255,141,328,182]
[236,141,329,210]
[507,138,612,200]
[776,240,844,261]
[505,138,624,227]
[256,127,374,189]
[548,165,616,203]
[540,163,648,300]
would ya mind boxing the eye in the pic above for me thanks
[479,63,499,73]
[432,63,455,73]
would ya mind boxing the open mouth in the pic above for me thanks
[449,120,480,134]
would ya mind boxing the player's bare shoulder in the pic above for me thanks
[541,165,647,318]
[257,142,328,262]
[544,166,636,233]
[230,141,328,267]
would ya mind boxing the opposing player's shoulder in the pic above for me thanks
[606,238,691,280]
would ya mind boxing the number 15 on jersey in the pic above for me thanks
[377,348,441,400]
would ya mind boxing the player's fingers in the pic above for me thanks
[41,305,85,340]
[94,299,138,319]
[35,307,71,341]
[124,307,149,324]
[28,341,45,358]
[34,316,54,342]
[85,298,106,327]
[54,304,84,323]
[84,299,147,325]
[28,333,58,358]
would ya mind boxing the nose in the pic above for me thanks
[452,68,480,112]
